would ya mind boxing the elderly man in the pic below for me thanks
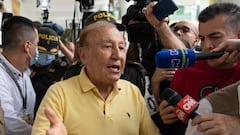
[32,21,162,135]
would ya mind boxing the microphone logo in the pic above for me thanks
[174,95,199,123]
[170,49,183,68]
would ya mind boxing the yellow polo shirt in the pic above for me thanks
[32,67,161,135]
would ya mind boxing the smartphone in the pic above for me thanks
[152,0,178,21]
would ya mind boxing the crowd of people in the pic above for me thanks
[0,1,240,135]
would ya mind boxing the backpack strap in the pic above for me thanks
[122,61,159,115]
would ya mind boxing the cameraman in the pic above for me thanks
[122,1,164,77]
[122,2,188,135]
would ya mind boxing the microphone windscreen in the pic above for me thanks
[155,49,195,68]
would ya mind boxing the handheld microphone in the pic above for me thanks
[161,88,199,123]
[155,49,224,68]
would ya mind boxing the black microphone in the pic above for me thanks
[155,49,224,68]
[161,88,199,123]
[195,51,224,60]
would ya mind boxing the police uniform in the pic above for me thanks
[31,27,69,115]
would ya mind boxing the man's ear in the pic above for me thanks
[23,41,30,53]
[78,47,85,64]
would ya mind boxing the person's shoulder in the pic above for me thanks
[50,60,69,68]
[62,61,82,80]
[46,75,80,94]
[0,65,11,81]
[0,65,6,75]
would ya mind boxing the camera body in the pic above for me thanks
[123,0,179,77]
[124,0,178,43]
[123,0,159,43]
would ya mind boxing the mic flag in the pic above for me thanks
[174,95,199,123]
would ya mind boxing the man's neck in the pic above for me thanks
[2,52,26,73]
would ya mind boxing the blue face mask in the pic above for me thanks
[30,47,39,66]
[37,52,56,66]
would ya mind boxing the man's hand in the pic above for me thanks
[142,2,169,28]
[44,107,67,135]
[209,39,240,66]
[212,39,240,52]
[192,113,240,135]
[151,68,176,103]
[208,49,240,66]
[159,100,178,124]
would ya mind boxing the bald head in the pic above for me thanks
[78,21,118,47]
[172,20,199,49]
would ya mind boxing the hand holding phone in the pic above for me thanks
[152,0,178,21]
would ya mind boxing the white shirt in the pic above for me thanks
[0,53,36,135]
[185,85,240,135]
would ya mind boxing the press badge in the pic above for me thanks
[22,114,32,121]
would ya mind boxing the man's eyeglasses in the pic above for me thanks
[173,26,196,35]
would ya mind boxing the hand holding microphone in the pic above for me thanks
[161,88,199,123]
[212,39,240,52]
[151,68,176,103]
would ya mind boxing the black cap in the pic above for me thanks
[84,11,126,31]
[38,27,59,55]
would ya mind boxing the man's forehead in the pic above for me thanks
[176,21,196,29]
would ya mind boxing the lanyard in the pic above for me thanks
[0,58,27,110]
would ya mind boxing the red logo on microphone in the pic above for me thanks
[174,95,198,123]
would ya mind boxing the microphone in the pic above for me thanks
[161,88,199,123]
[155,49,224,68]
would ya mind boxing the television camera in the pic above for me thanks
[123,0,160,44]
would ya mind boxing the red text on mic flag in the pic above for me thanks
[174,95,198,123]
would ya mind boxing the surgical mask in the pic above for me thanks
[30,47,39,66]
[37,52,56,66]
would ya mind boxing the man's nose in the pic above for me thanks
[112,46,121,59]
[175,30,183,36]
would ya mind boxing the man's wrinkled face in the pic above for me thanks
[80,26,127,85]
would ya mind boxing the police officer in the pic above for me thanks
[31,27,69,116]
